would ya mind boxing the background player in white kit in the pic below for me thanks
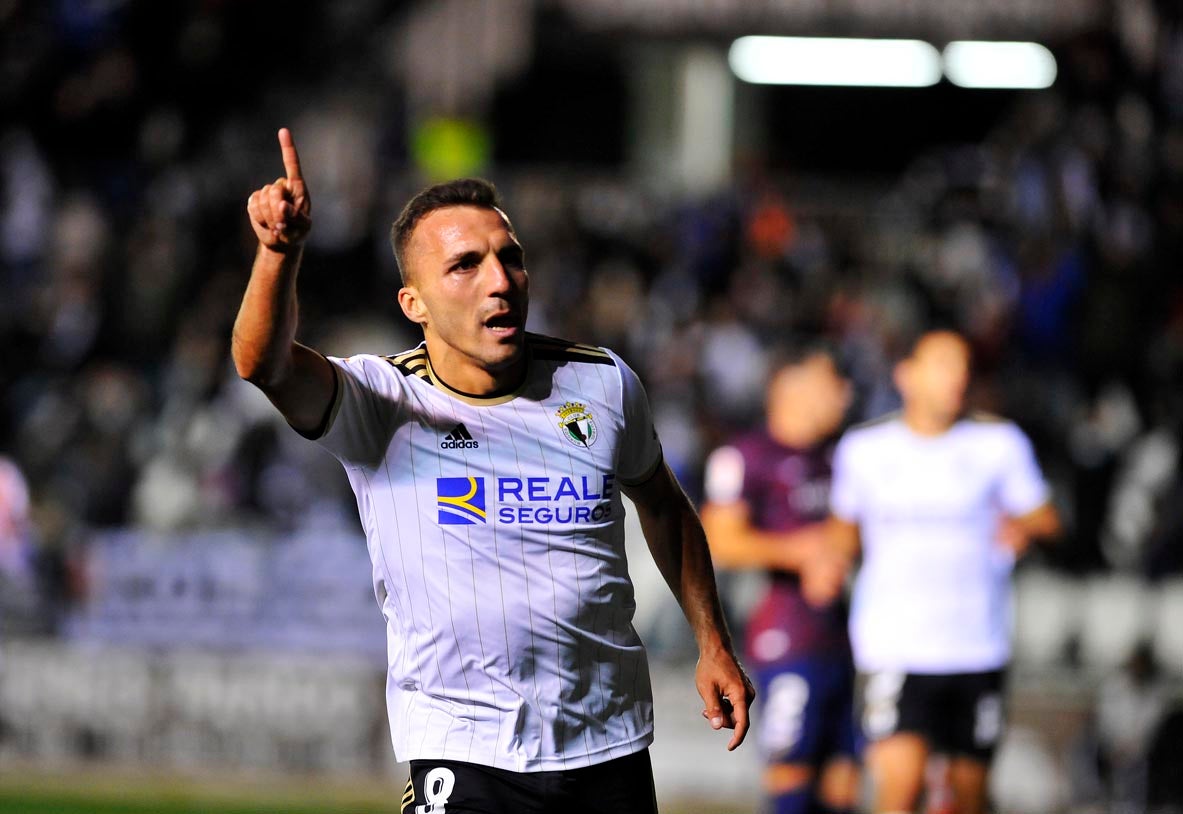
[231,129,754,813]
[811,330,1060,814]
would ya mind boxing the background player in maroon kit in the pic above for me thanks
[702,347,856,814]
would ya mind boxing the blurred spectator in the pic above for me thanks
[0,1,1177,666]
[0,456,38,635]
[0,456,34,587]
[1095,644,1169,813]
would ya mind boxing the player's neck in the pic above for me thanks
[423,338,527,398]
[901,405,957,437]
[768,417,815,449]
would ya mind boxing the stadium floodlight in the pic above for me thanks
[728,36,942,88]
[942,41,1057,89]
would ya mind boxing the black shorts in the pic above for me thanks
[856,669,1005,762]
[402,748,658,814]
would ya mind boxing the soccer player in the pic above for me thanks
[701,347,858,814]
[231,129,754,813]
[816,329,1060,814]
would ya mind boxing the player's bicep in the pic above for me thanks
[609,350,663,485]
[259,342,337,436]
[621,459,679,518]
[998,425,1051,515]
[828,434,862,523]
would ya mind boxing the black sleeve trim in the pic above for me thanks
[290,358,340,440]
[618,448,665,488]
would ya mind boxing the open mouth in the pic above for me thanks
[483,312,520,333]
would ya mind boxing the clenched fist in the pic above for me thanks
[247,128,311,252]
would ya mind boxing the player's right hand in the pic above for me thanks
[800,548,848,608]
[247,127,311,252]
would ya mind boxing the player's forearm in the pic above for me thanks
[677,514,735,654]
[638,480,735,655]
[703,510,824,573]
[1016,502,1061,542]
[232,244,303,388]
[825,516,861,561]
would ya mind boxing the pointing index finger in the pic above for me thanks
[278,127,303,181]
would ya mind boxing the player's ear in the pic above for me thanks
[893,358,911,396]
[398,286,428,325]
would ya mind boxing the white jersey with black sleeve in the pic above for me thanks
[829,413,1050,675]
[301,333,663,772]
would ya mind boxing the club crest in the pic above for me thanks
[556,401,598,448]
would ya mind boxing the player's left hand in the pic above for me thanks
[801,550,848,608]
[996,517,1031,557]
[696,648,756,751]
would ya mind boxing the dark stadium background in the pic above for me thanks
[1,1,1182,811]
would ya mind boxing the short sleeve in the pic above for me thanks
[703,445,746,504]
[829,432,861,522]
[302,355,404,468]
[608,351,664,485]
[997,424,1050,516]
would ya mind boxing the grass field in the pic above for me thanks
[0,765,399,814]
[0,764,742,814]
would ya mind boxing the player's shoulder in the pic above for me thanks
[841,411,903,442]
[326,344,430,385]
[965,410,1013,426]
[527,332,616,366]
[833,413,904,467]
[718,430,771,464]
[378,344,431,383]
[958,411,1032,449]
[959,411,1025,438]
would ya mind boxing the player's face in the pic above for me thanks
[399,205,529,381]
[903,332,971,422]
[767,355,850,446]
[803,355,851,439]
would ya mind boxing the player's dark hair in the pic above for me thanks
[390,178,509,283]
[899,324,969,363]
[767,339,847,379]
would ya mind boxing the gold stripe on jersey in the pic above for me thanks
[383,348,431,382]
[528,334,599,350]
[527,333,615,366]
[528,333,609,354]
[847,411,902,432]
[400,778,415,813]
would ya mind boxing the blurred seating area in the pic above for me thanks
[3,0,1183,630]
[1,1,1183,809]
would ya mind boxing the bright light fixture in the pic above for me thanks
[943,41,1057,89]
[728,36,942,88]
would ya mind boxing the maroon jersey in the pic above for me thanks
[705,431,849,667]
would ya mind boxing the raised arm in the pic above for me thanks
[232,128,334,432]
[624,464,756,751]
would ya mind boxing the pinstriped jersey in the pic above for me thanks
[306,333,663,772]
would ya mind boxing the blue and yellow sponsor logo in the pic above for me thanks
[436,474,618,527]
[436,476,487,525]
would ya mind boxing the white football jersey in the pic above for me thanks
[830,414,1049,674]
[304,333,663,771]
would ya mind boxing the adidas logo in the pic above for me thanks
[440,423,479,450]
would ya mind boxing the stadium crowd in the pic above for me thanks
[4,1,1183,619]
